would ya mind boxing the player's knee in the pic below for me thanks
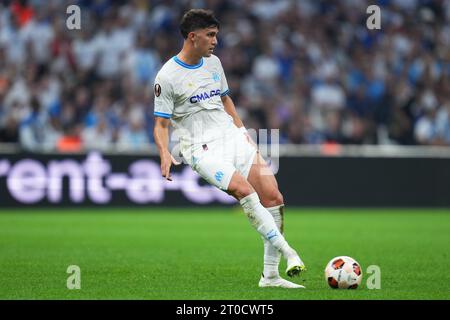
[235,184,255,200]
[261,189,284,208]
[228,183,254,200]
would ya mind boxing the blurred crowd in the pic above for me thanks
[0,0,449,152]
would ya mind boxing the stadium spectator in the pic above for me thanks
[56,123,83,153]
[117,107,150,151]
[81,116,113,151]
[0,115,19,143]
[0,0,448,152]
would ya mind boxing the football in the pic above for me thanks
[325,256,363,289]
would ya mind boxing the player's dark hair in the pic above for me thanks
[180,9,220,39]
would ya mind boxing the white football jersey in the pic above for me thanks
[153,54,233,146]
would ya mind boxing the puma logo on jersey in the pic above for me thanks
[189,89,221,103]
[212,72,220,82]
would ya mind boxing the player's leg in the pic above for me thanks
[247,153,284,279]
[247,153,284,207]
[226,171,300,265]
[191,152,297,265]
[188,149,292,259]
[246,153,306,287]
[188,130,304,284]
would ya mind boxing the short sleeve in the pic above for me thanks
[153,73,174,119]
[218,60,230,97]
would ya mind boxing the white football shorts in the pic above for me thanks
[180,124,258,191]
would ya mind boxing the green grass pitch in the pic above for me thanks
[0,207,449,300]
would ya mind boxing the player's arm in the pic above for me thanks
[153,72,179,181]
[221,94,257,149]
[153,117,179,181]
[221,95,244,128]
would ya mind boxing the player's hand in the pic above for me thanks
[160,151,181,181]
[240,127,258,150]
[245,132,258,149]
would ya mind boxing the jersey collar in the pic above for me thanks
[173,56,204,69]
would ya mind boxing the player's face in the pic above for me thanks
[191,27,218,57]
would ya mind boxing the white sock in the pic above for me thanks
[262,205,284,278]
[240,193,293,259]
